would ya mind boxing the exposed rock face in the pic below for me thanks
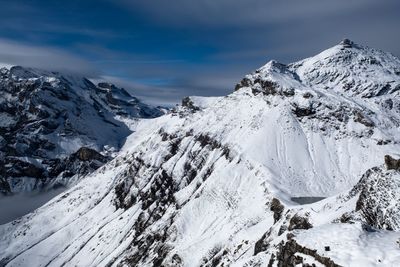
[181,96,200,112]
[270,198,284,223]
[74,147,106,162]
[0,66,163,194]
[340,38,354,48]
[235,63,296,97]
[292,105,316,117]
[273,239,341,267]
[352,166,400,230]
[353,110,374,127]
[50,147,108,179]
[385,155,400,170]
[288,215,313,231]
[0,146,109,195]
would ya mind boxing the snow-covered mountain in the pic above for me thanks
[0,66,163,193]
[1,40,400,266]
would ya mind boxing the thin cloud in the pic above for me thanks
[119,0,383,28]
[94,66,244,107]
[93,75,184,106]
[0,38,100,77]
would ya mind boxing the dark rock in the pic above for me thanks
[339,213,353,224]
[234,77,252,91]
[383,98,393,110]
[282,88,295,97]
[171,254,183,266]
[121,166,178,265]
[267,254,276,267]
[253,80,278,96]
[254,228,273,255]
[340,39,354,48]
[377,140,391,146]
[106,92,119,105]
[278,225,288,236]
[288,214,313,231]
[97,82,113,89]
[182,97,200,111]
[169,137,182,156]
[293,105,316,117]
[376,84,391,97]
[270,198,284,223]
[353,110,374,127]
[302,92,314,99]
[5,159,44,178]
[254,236,268,255]
[274,239,341,267]
[384,155,400,170]
[236,76,295,98]
[73,147,106,162]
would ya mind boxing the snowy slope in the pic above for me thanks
[0,66,163,193]
[1,40,400,266]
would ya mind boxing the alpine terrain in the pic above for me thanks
[0,66,163,194]
[1,39,400,266]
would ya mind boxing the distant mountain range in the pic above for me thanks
[0,66,163,194]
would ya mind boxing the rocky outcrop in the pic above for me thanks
[340,38,354,48]
[234,62,297,97]
[352,166,400,230]
[273,239,341,267]
[384,155,400,170]
[270,198,284,223]
[288,215,313,231]
[4,159,44,179]
[292,105,316,117]
[73,147,106,162]
[181,97,200,112]
[353,110,374,127]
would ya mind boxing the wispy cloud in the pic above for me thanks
[0,38,100,77]
[94,65,244,107]
[118,0,400,60]
[119,0,383,28]
[93,59,186,65]
[93,75,184,106]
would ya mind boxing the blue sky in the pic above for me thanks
[0,0,399,105]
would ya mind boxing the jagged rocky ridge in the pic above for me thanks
[1,40,400,266]
[0,66,163,194]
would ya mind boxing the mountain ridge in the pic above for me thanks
[1,40,400,266]
[0,65,163,193]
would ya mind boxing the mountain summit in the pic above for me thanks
[1,41,400,266]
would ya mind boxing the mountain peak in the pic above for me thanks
[288,40,400,97]
[235,40,400,98]
[339,38,355,48]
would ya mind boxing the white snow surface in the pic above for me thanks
[294,223,400,267]
[1,40,400,266]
